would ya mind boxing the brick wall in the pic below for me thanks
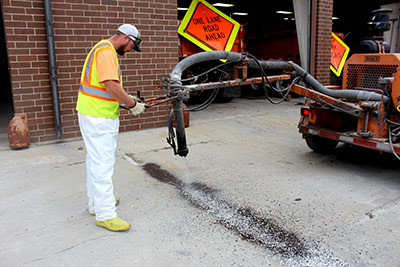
[2,0,178,143]
[313,0,333,85]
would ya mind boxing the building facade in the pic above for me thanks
[2,0,179,143]
[1,0,333,143]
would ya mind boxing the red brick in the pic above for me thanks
[11,1,33,8]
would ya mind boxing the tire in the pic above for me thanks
[305,135,338,154]
[214,87,238,103]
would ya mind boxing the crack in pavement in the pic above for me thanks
[24,235,110,265]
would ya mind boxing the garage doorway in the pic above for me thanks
[0,3,13,145]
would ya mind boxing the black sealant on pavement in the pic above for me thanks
[143,163,306,257]
[139,161,351,266]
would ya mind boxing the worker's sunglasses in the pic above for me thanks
[129,35,141,46]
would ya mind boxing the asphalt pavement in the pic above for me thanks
[1,97,399,266]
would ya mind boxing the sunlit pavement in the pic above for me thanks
[1,98,399,266]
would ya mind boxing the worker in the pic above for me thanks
[76,24,145,231]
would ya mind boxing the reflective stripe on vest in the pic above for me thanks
[79,84,114,101]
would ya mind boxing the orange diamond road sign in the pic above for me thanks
[178,0,240,52]
[330,32,350,77]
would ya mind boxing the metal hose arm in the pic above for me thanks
[167,51,388,157]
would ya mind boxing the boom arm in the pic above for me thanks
[148,51,390,157]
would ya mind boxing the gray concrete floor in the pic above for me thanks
[1,98,399,266]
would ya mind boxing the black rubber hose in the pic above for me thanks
[171,51,388,102]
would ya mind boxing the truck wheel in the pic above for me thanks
[214,86,240,103]
[305,135,338,154]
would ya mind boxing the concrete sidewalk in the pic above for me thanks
[1,98,399,266]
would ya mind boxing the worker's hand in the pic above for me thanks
[129,94,144,104]
[130,102,146,116]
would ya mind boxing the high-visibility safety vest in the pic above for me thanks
[76,40,122,118]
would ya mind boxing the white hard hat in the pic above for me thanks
[118,24,141,52]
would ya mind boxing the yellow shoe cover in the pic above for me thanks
[96,217,130,231]
[89,196,120,216]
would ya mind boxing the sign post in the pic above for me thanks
[330,32,350,76]
[178,0,240,52]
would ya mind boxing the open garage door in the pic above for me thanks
[177,0,299,100]
[0,2,13,144]
[178,0,299,62]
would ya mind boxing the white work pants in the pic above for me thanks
[78,112,119,221]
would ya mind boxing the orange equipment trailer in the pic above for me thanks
[152,50,400,159]
[296,53,400,157]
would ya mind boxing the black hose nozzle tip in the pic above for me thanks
[177,148,189,157]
